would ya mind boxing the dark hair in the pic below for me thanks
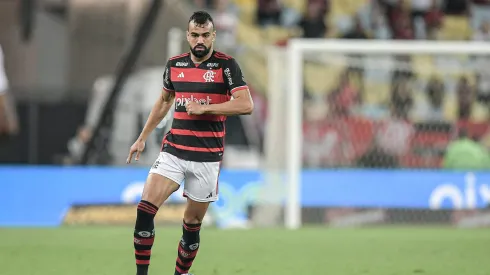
[188,11,214,29]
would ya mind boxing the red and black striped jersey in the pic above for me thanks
[161,51,248,162]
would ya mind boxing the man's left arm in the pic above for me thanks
[202,58,254,115]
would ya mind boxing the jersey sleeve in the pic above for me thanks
[224,58,248,95]
[162,61,175,93]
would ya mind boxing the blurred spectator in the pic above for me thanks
[424,0,444,40]
[327,70,360,117]
[0,44,18,138]
[472,21,490,110]
[213,0,238,53]
[308,0,329,18]
[411,0,435,39]
[341,16,368,92]
[368,0,392,39]
[391,54,415,96]
[360,59,416,168]
[443,129,490,170]
[412,0,437,15]
[343,15,369,39]
[256,0,282,27]
[424,75,445,120]
[473,20,490,40]
[303,111,374,168]
[66,126,93,164]
[456,76,474,120]
[297,1,327,38]
[475,72,490,109]
[65,69,165,166]
[390,0,415,40]
[303,117,330,168]
[370,108,415,166]
[443,0,468,15]
[391,78,413,119]
[393,13,415,39]
[303,87,332,168]
[65,77,110,164]
[470,0,490,30]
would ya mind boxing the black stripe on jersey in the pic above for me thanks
[214,52,231,60]
[166,134,224,149]
[171,119,225,133]
[172,82,228,95]
[163,146,223,162]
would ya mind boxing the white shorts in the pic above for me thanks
[149,152,221,202]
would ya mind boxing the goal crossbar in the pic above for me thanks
[287,39,490,54]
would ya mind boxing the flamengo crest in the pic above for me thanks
[203,70,216,82]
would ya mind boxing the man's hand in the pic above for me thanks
[127,139,146,164]
[185,101,205,115]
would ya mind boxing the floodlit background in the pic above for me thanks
[0,0,490,275]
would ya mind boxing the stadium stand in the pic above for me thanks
[217,0,490,169]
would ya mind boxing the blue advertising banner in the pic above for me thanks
[0,166,489,227]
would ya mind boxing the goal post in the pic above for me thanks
[261,39,490,229]
[286,41,304,230]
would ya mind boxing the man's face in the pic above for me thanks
[187,20,215,58]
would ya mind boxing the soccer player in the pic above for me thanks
[0,44,18,137]
[126,11,254,275]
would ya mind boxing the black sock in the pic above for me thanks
[134,200,158,275]
[174,221,201,275]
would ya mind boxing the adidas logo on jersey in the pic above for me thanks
[178,72,184,78]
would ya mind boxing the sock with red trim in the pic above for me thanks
[134,200,158,275]
[174,221,201,275]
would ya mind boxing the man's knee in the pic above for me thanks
[183,216,202,224]
[183,200,210,224]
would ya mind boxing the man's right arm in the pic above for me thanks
[137,63,175,142]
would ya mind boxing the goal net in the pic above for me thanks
[254,39,490,229]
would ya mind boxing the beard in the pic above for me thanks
[190,44,210,58]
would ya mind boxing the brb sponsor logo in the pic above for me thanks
[429,173,490,209]
[175,95,212,108]
[224,68,233,86]
[164,68,170,86]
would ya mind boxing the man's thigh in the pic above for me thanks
[149,152,186,185]
[144,152,185,206]
[183,160,221,203]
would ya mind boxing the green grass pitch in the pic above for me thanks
[0,226,489,275]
